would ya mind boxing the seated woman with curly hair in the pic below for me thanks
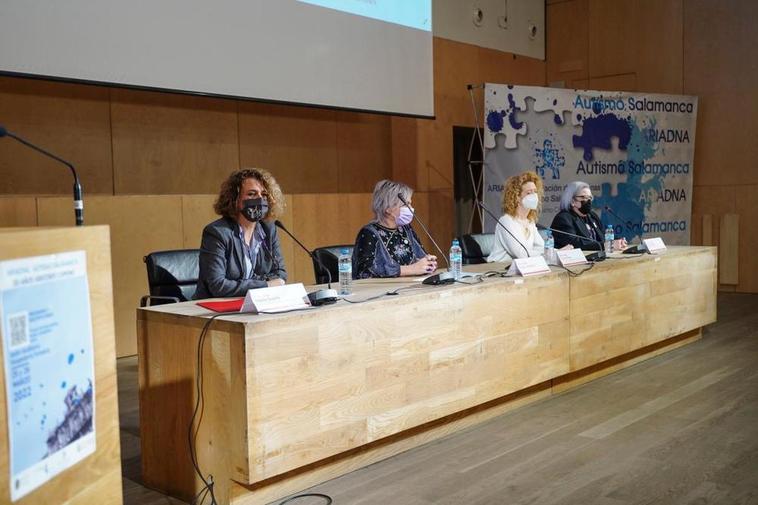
[194,168,287,299]
[487,171,570,262]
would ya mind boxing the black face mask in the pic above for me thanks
[578,199,592,215]
[241,197,269,222]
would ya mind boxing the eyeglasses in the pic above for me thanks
[573,195,593,202]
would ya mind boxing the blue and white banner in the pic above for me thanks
[0,251,96,501]
[482,83,698,244]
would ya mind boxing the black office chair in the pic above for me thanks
[140,249,200,307]
[458,233,495,265]
[311,245,353,285]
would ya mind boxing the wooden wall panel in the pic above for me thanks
[719,214,739,286]
[547,0,589,85]
[691,186,737,218]
[238,102,338,194]
[588,0,638,78]
[390,117,422,190]
[429,189,455,258]
[685,0,758,188]
[434,38,481,100]
[180,195,217,249]
[736,188,758,293]
[588,0,682,93]
[684,0,758,293]
[110,89,239,195]
[418,119,455,192]
[0,76,113,195]
[478,47,547,88]
[701,214,713,246]
[635,0,683,94]
[589,73,637,92]
[288,193,373,286]
[38,196,184,357]
[335,111,392,193]
[0,197,37,226]
[572,79,589,90]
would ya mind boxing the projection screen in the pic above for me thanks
[0,0,434,117]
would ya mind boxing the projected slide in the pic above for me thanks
[0,0,434,116]
[299,0,431,31]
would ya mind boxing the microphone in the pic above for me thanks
[603,206,646,254]
[273,220,339,306]
[535,224,606,261]
[258,230,282,277]
[397,193,449,269]
[0,125,83,226]
[475,201,530,258]
[397,193,453,286]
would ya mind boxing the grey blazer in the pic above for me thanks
[193,217,287,299]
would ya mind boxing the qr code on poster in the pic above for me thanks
[7,312,30,350]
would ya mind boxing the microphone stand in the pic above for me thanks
[476,201,530,258]
[0,126,83,226]
[603,206,646,254]
[397,194,454,285]
[535,224,606,261]
[273,220,339,306]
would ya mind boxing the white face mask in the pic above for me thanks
[522,193,539,210]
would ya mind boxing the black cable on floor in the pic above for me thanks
[279,492,333,505]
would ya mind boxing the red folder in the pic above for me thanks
[196,298,244,313]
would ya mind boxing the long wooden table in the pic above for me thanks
[137,246,716,505]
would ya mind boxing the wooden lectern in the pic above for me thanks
[0,226,122,505]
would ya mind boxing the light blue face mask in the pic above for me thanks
[396,205,414,226]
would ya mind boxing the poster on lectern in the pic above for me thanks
[0,251,96,501]
[482,83,698,245]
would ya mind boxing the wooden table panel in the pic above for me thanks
[569,247,717,371]
[137,246,717,505]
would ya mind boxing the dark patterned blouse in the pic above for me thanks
[352,222,428,279]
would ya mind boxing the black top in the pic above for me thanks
[194,217,287,299]
[550,209,604,251]
[352,222,427,279]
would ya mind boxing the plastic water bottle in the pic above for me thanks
[338,248,352,295]
[604,225,614,254]
[544,230,555,264]
[449,239,462,280]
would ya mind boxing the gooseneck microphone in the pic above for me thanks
[273,220,339,305]
[397,193,454,285]
[397,193,449,269]
[258,231,282,277]
[603,205,633,227]
[475,201,530,258]
[603,205,646,254]
[535,224,606,261]
[0,125,83,226]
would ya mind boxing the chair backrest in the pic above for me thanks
[312,245,353,285]
[458,233,495,264]
[143,249,200,304]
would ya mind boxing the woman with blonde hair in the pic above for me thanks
[487,171,556,262]
[194,168,287,299]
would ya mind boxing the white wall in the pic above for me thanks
[433,0,545,60]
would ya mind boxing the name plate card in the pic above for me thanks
[556,248,587,266]
[241,283,311,313]
[507,255,551,277]
[643,237,667,254]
